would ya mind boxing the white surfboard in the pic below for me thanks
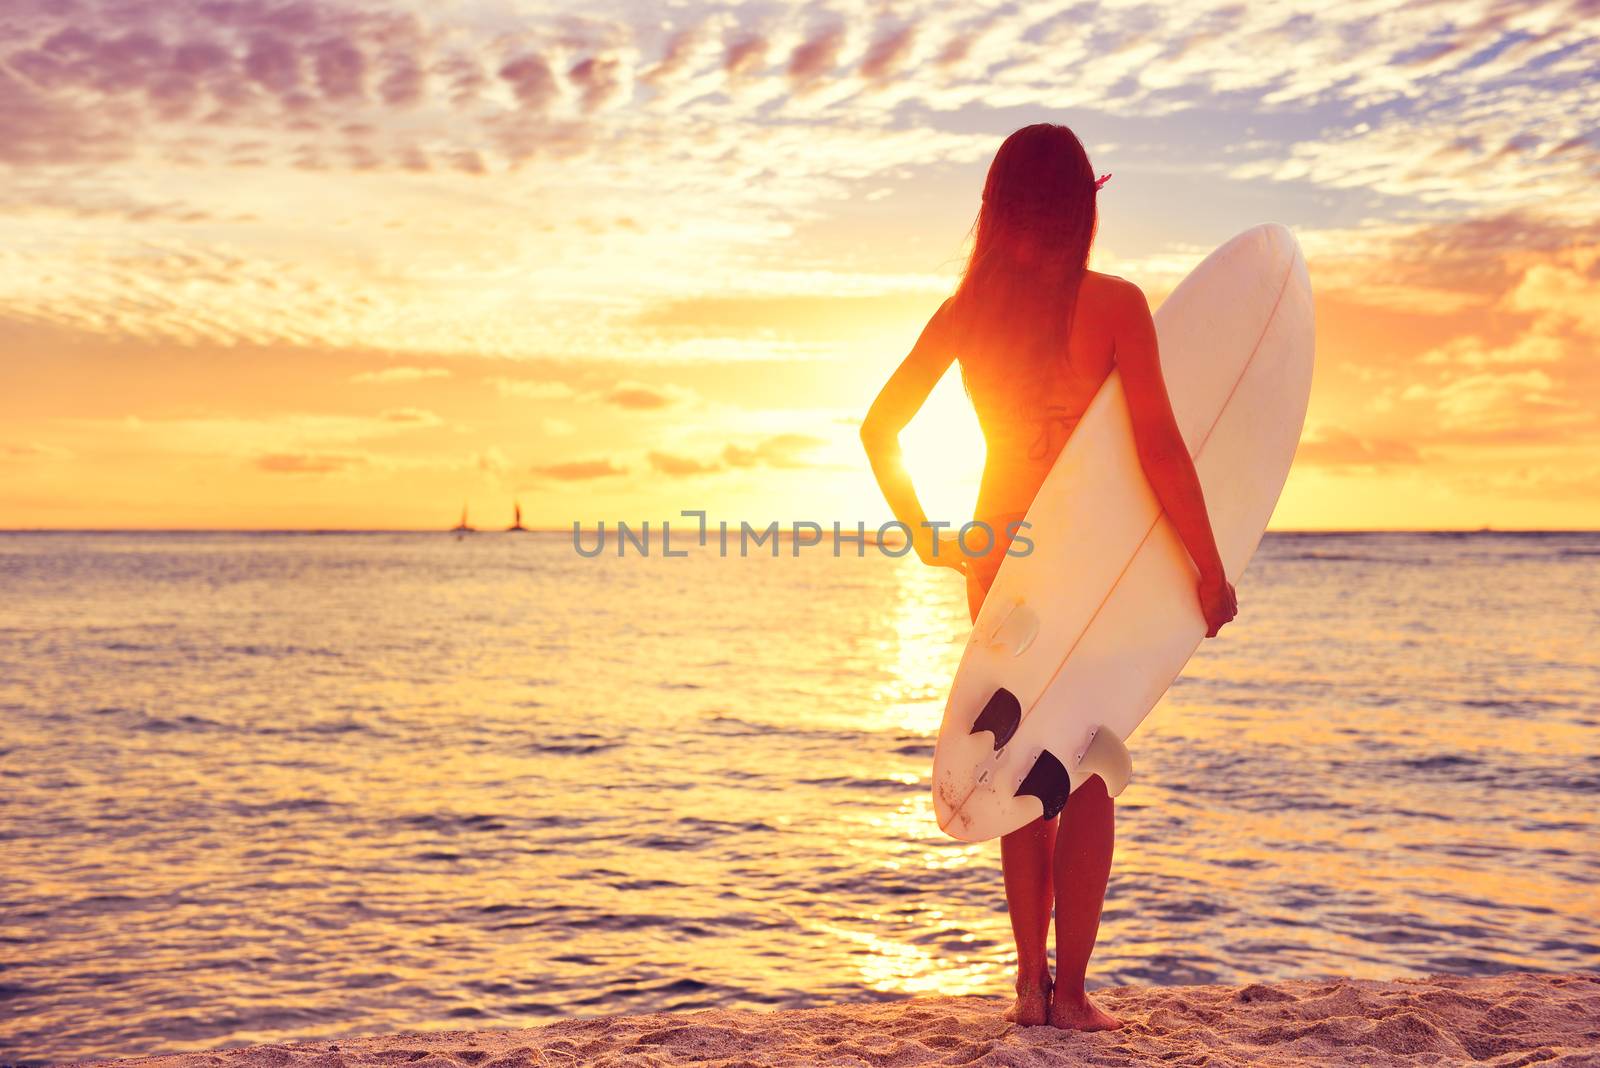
[932,223,1314,843]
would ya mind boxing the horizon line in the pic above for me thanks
[1,526,1596,536]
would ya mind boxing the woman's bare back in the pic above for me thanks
[966,270,1134,522]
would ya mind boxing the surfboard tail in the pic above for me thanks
[1008,726,1134,823]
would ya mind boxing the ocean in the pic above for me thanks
[1,530,1596,1063]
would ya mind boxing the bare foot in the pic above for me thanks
[1003,969,1052,1027]
[1048,990,1122,1031]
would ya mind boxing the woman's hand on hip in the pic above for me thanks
[1198,569,1237,637]
[913,527,968,575]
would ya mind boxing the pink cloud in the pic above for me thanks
[499,52,557,111]
[724,33,767,79]
[642,26,700,86]
[568,54,623,113]
[435,51,485,106]
[377,49,424,107]
[448,148,486,174]
[243,32,299,95]
[0,68,132,165]
[172,39,231,77]
[311,37,365,99]
[788,23,845,91]
[860,24,914,82]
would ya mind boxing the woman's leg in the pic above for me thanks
[1000,814,1058,1024]
[1047,774,1121,1030]
[970,549,1057,1026]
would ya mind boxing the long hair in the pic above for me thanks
[948,124,1100,418]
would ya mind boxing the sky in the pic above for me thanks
[0,0,1597,530]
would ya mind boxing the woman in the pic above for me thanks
[860,124,1238,1031]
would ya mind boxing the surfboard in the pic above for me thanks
[932,223,1314,843]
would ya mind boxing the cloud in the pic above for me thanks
[378,407,441,425]
[632,287,945,344]
[1419,334,1565,367]
[243,32,300,95]
[723,34,767,79]
[648,450,719,476]
[350,366,451,384]
[1,441,73,460]
[933,21,982,70]
[255,451,366,474]
[485,376,576,400]
[1402,370,1561,428]
[722,432,827,469]
[1503,250,1600,337]
[312,38,367,100]
[1296,428,1421,469]
[531,458,627,480]
[0,67,133,165]
[0,0,1592,215]
[2,0,1598,387]
[67,409,459,466]
[499,52,559,111]
[641,27,700,87]
[568,54,625,113]
[640,433,830,476]
[0,4,479,173]
[0,180,228,223]
[787,23,845,92]
[377,46,425,108]
[601,381,693,410]
[860,25,915,83]
[435,51,487,106]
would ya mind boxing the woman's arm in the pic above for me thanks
[860,299,964,571]
[1112,280,1238,637]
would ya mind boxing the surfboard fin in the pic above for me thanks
[983,600,1039,656]
[1013,731,1133,820]
[1014,748,1071,820]
[1072,726,1133,798]
[969,688,1020,751]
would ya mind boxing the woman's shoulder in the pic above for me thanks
[1082,270,1145,302]
[1080,271,1150,326]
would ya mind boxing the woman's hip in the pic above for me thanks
[965,510,1030,620]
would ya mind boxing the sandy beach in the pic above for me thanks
[72,971,1599,1068]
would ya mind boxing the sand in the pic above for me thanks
[74,972,1600,1068]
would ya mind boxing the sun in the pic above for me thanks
[895,363,988,528]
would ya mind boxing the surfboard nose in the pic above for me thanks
[1224,222,1296,267]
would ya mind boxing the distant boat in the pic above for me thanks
[507,501,528,532]
[451,503,475,535]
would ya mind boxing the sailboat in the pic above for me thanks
[451,503,475,536]
[507,500,528,532]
